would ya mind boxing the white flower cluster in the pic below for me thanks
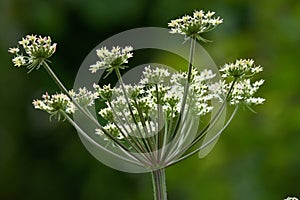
[219,59,263,78]
[33,93,75,121]
[96,123,124,142]
[95,83,156,140]
[168,10,223,41]
[140,66,171,85]
[93,83,115,101]
[170,67,215,116]
[89,46,133,74]
[94,66,215,142]
[229,79,265,105]
[69,87,98,107]
[8,35,57,72]
[33,88,96,121]
[209,59,265,105]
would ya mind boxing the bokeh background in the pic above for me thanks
[1,0,300,199]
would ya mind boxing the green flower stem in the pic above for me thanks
[186,38,196,83]
[161,37,196,162]
[186,78,238,147]
[173,37,196,135]
[108,101,148,156]
[164,95,195,161]
[114,67,153,158]
[156,84,163,161]
[132,98,155,153]
[42,61,100,126]
[176,37,196,129]
[166,105,238,166]
[62,112,144,166]
[166,79,239,164]
[151,168,167,200]
[187,101,226,147]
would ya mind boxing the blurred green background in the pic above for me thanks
[1,0,300,199]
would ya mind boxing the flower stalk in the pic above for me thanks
[151,168,167,200]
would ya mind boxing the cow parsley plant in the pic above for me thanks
[9,10,265,200]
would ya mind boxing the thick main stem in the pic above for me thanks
[181,37,196,105]
[151,168,167,200]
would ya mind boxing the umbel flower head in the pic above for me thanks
[33,93,75,121]
[219,59,263,79]
[33,88,97,121]
[168,10,223,42]
[69,87,99,107]
[89,46,133,75]
[8,34,57,73]
[213,59,265,106]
